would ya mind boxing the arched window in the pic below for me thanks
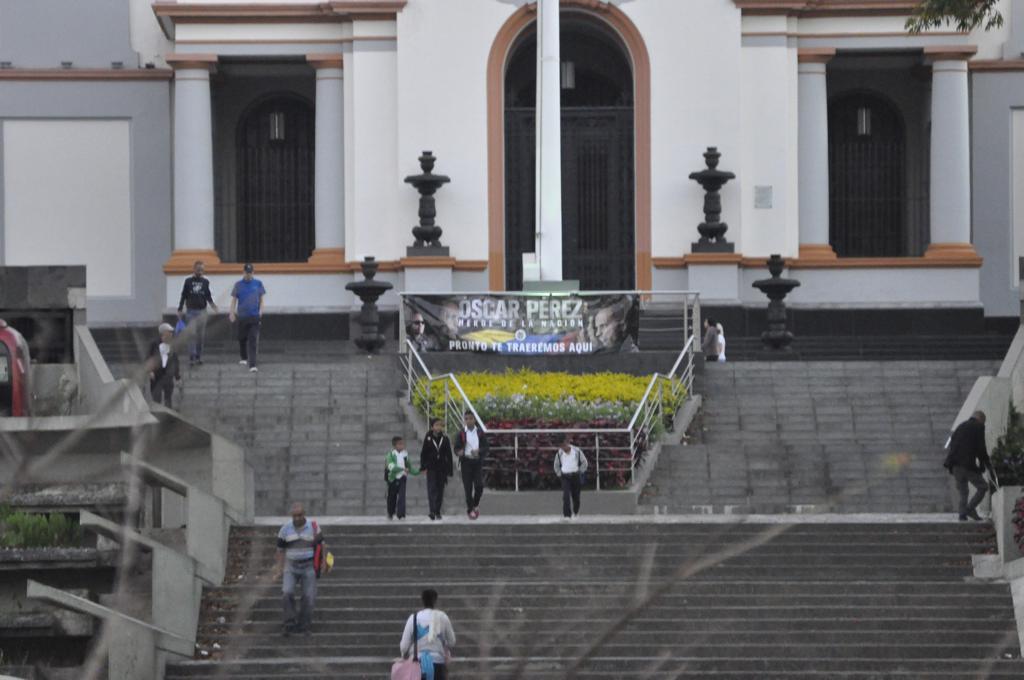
[828,92,907,257]
[504,16,635,290]
[235,94,315,262]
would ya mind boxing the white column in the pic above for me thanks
[168,55,217,261]
[308,54,345,266]
[342,28,399,265]
[927,50,974,252]
[534,0,563,282]
[797,48,836,259]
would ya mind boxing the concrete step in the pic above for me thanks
[168,521,1019,678]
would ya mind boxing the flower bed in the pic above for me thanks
[413,369,684,490]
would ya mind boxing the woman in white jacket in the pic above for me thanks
[399,588,456,680]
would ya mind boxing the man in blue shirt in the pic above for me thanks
[229,263,266,372]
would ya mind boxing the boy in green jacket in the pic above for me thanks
[386,436,417,519]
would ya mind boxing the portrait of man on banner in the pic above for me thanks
[403,294,640,355]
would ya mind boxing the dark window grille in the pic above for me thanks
[828,92,907,257]
[235,95,315,263]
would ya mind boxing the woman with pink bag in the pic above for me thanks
[394,589,456,680]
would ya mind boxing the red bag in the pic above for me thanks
[311,521,324,578]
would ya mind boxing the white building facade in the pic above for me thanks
[2,0,1024,326]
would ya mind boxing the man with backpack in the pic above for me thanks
[554,436,589,519]
[273,502,324,635]
[386,435,417,520]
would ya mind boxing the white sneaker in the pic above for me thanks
[249,366,258,373]
[238,360,247,366]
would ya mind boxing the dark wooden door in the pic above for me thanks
[505,107,635,290]
[828,93,906,257]
[236,96,315,262]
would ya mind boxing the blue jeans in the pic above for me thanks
[184,309,207,361]
[282,560,316,630]
[237,317,261,368]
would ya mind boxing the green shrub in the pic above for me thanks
[992,402,1024,486]
[0,506,82,548]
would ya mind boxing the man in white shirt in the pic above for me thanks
[554,436,589,519]
[454,411,489,520]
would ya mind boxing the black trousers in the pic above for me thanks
[561,473,582,517]
[238,317,261,368]
[421,665,447,680]
[426,469,447,516]
[952,465,989,515]
[461,458,484,512]
[387,477,407,518]
[150,377,174,406]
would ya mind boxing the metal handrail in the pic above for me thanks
[400,333,697,491]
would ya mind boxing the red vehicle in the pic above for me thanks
[0,319,31,417]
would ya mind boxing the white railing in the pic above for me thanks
[399,334,696,492]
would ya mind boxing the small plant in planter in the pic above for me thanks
[1014,496,1024,554]
[0,506,82,548]
[992,402,1024,486]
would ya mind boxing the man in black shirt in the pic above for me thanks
[944,411,995,521]
[177,260,219,366]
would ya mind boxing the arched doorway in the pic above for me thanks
[503,15,635,290]
[828,92,906,257]
[235,94,315,262]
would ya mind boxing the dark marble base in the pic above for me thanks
[406,245,450,257]
[690,241,735,253]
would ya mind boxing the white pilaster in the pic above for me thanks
[167,55,217,264]
[308,54,345,267]
[797,48,836,260]
[342,26,400,264]
[925,46,978,261]
[534,0,563,282]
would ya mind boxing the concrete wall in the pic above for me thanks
[0,81,172,324]
[972,70,1024,318]
[0,0,138,69]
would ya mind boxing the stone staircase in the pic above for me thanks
[110,353,425,517]
[164,520,1021,679]
[642,360,998,514]
[637,312,1014,359]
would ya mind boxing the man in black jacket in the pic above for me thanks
[146,323,181,407]
[420,418,454,520]
[454,411,489,520]
[177,260,219,366]
[944,411,995,521]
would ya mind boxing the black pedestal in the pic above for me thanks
[406,245,450,257]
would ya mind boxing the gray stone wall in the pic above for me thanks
[0,0,138,69]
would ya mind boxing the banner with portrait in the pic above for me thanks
[403,294,640,355]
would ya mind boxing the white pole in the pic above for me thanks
[534,0,563,282]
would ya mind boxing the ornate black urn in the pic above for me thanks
[689,146,736,253]
[404,151,451,255]
[751,254,801,350]
[345,257,394,353]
